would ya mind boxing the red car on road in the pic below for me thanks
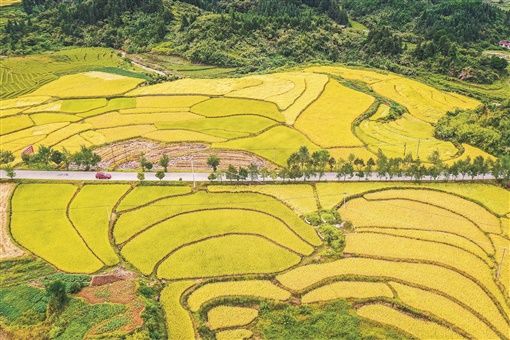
[95,172,112,180]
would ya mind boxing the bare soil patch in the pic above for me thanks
[96,139,273,171]
[0,183,24,259]
[78,274,144,335]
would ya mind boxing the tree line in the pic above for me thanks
[206,146,510,183]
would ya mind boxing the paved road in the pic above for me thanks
[0,170,495,182]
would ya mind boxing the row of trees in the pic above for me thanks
[207,146,510,183]
[0,145,102,171]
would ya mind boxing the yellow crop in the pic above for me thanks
[227,73,298,108]
[207,306,258,330]
[114,191,320,246]
[369,104,390,121]
[38,123,93,147]
[0,95,51,109]
[10,184,103,273]
[295,80,373,148]
[208,184,318,215]
[117,186,191,212]
[135,95,209,109]
[85,112,201,129]
[30,113,80,125]
[490,234,510,298]
[31,72,143,97]
[69,184,130,266]
[364,189,501,233]
[339,197,493,254]
[215,329,253,340]
[0,115,33,135]
[191,97,284,121]
[121,209,313,275]
[98,125,157,143]
[356,227,490,262]
[157,234,301,279]
[143,129,224,143]
[276,257,509,335]
[127,77,260,96]
[160,281,196,340]
[302,281,393,303]
[344,232,503,306]
[187,280,291,312]
[282,73,328,124]
[390,282,500,339]
[214,125,320,166]
[356,303,463,339]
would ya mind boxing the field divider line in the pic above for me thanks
[347,254,510,326]
[355,226,493,261]
[287,272,507,340]
[119,207,316,251]
[333,185,507,219]
[353,230,494,268]
[365,195,500,235]
[66,185,106,267]
[150,232,305,277]
[352,297,471,339]
[361,197,499,258]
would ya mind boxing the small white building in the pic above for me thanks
[499,40,510,49]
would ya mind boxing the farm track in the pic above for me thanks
[0,183,23,259]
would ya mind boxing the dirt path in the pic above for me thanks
[0,183,23,259]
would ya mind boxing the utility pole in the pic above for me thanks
[403,142,407,157]
[416,139,421,158]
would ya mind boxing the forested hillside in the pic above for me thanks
[1,0,509,82]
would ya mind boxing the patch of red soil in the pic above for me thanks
[95,139,273,171]
[78,278,144,335]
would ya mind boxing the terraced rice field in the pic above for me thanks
[7,182,509,339]
[1,51,489,166]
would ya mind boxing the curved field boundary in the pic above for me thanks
[301,280,394,304]
[365,194,501,237]
[114,191,320,246]
[206,184,319,215]
[343,234,508,316]
[65,186,107,267]
[118,207,316,250]
[389,281,502,339]
[155,234,303,280]
[347,254,510,328]
[184,279,291,312]
[318,180,506,218]
[119,209,313,275]
[152,232,304,277]
[355,227,491,264]
[355,301,466,339]
[287,273,507,339]
[9,184,104,273]
[339,197,495,255]
[276,257,509,336]
[161,281,197,340]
